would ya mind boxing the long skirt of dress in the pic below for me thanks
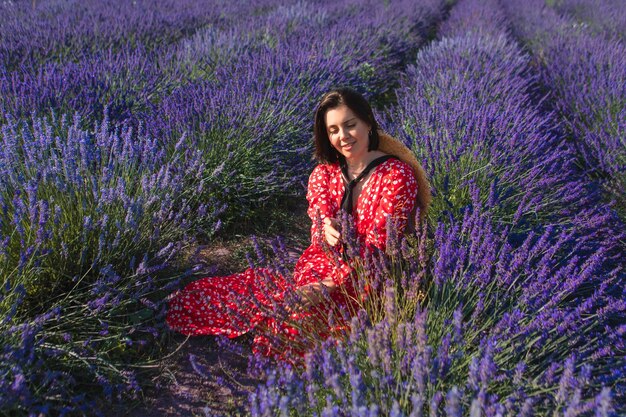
[166,244,357,360]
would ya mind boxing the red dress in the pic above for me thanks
[166,158,418,359]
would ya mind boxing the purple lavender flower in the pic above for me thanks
[445,387,462,417]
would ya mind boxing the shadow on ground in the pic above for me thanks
[122,335,257,417]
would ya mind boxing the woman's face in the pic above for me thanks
[324,104,371,164]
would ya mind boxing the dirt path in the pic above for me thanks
[117,202,310,416]
[123,335,257,417]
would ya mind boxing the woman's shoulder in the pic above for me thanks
[310,162,340,176]
[379,156,417,179]
[308,162,340,184]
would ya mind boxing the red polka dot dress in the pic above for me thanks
[166,158,418,358]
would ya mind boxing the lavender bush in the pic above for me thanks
[0,259,181,415]
[380,0,625,266]
[502,0,626,225]
[0,111,205,413]
[0,112,226,310]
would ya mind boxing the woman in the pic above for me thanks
[166,87,430,360]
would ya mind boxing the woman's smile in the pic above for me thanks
[324,104,371,165]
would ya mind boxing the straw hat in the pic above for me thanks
[377,131,431,223]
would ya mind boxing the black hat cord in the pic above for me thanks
[339,155,396,215]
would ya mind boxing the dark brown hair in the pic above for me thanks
[313,87,380,163]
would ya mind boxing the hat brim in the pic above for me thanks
[377,131,431,221]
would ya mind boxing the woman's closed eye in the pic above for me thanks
[329,124,356,134]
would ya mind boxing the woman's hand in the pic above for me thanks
[289,279,336,312]
[323,217,342,246]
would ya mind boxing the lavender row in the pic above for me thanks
[0,0,282,124]
[502,0,626,224]
[0,0,439,124]
[384,0,622,254]
[0,0,252,71]
[240,0,625,414]
[0,112,201,413]
[550,0,626,42]
[389,0,625,260]
[394,0,624,394]
[0,0,278,123]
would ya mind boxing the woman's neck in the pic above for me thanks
[345,150,387,174]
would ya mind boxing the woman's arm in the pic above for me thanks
[306,164,340,246]
[288,165,342,309]
[365,161,419,251]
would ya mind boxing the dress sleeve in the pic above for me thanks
[304,165,353,286]
[306,164,335,246]
[365,161,418,251]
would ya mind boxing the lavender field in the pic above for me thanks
[0,0,624,415]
